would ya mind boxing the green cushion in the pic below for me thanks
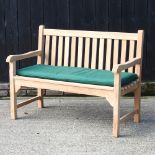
[16,64,138,87]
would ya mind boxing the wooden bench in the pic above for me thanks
[6,25,144,137]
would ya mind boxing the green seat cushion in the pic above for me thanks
[16,64,138,87]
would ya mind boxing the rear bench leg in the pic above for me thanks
[38,88,44,108]
[133,85,141,123]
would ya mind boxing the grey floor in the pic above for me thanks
[0,97,155,155]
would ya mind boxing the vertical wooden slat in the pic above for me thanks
[44,35,50,65]
[77,37,83,67]
[64,37,70,66]
[113,39,119,67]
[58,36,63,66]
[37,25,44,64]
[70,37,76,67]
[121,40,127,64]
[91,38,97,69]
[105,39,112,70]
[51,36,57,66]
[135,30,144,76]
[84,38,90,68]
[98,39,104,69]
[128,40,135,72]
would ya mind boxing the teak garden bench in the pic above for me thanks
[6,25,144,137]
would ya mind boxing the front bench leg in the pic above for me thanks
[112,95,120,137]
[113,73,121,137]
[9,62,17,119]
[37,88,44,108]
[10,81,17,119]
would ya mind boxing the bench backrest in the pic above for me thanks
[37,25,144,74]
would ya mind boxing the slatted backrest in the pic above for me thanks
[38,25,143,74]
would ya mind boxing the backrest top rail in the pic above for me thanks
[43,29,138,40]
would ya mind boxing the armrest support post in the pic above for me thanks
[9,61,16,77]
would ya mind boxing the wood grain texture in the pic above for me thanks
[128,40,135,73]
[91,38,97,69]
[77,37,83,67]
[113,39,119,66]
[37,25,44,64]
[121,40,127,64]
[84,38,90,68]
[64,37,70,66]
[105,39,112,70]
[17,96,41,108]
[113,72,121,137]
[70,37,76,67]
[6,50,41,62]
[51,36,57,65]
[44,29,138,40]
[58,36,63,66]
[98,39,104,69]
[113,58,141,73]
[9,62,17,119]
[44,35,50,65]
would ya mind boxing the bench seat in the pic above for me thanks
[16,64,138,87]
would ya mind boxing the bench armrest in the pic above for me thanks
[6,50,42,63]
[112,58,141,73]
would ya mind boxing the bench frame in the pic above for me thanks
[6,26,144,137]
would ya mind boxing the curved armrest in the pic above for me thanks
[112,58,141,73]
[6,50,42,63]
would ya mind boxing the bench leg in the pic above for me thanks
[10,81,17,119]
[134,85,141,123]
[112,97,120,138]
[38,88,44,108]
[113,73,121,137]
